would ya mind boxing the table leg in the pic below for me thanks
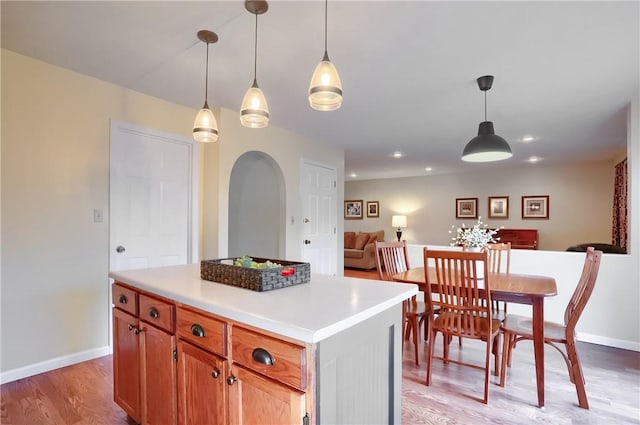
[532,297,545,407]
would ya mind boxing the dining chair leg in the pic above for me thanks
[492,333,501,377]
[483,336,492,404]
[506,333,515,367]
[499,330,511,387]
[426,328,437,386]
[443,333,450,364]
[567,340,589,409]
[412,316,420,366]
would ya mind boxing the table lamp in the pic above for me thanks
[391,215,407,242]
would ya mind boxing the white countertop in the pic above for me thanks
[109,264,417,344]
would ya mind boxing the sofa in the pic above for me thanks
[344,230,385,270]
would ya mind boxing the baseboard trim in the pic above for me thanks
[578,332,640,352]
[0,346,111,384]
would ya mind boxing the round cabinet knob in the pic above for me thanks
[149,307,159,319]
[304,240,311,245]
[227,375,238,385]
[119,294,128,304]
[128,324,135,331]
[116,245,126,253]
[211,369,220,379]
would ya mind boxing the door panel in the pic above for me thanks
[301,162,337,275]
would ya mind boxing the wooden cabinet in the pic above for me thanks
[228,365,306,425]
[495,228,539,250]
[113,284,177,425]
[176,340,228,425]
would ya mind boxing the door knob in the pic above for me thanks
[116,245,126,253]
[303,218,310,223]
[304,240,311,245]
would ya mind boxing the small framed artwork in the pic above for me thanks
[522,195,550,219]
[344,200,363,219]
[488,196,509,219]
[456,197,478,219]
[366,201,379,218]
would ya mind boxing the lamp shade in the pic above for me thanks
[392,215,407,229]
[462,121,512,162]
[240,82,269,128]
[193,103,219,143]
[308,52,343,111]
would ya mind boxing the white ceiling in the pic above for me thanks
[2,1,638,180]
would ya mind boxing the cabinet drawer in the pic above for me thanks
[176,307,226,357]
[112,283,138,316]
[139,294,175,333]
[232,326,306,390]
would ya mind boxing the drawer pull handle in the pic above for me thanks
[191,324,205,338]
[128,324,135,331]
[149,307,159,319]
[119,294,128,304]
[252,348,275,366]
[227,375,237,385]
[211,369,220,379]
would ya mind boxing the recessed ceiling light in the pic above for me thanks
[521,135,536,143]
[424,167,433,172]
[527,156,542,163]
[349,172,358,178]
[392,151,403,158]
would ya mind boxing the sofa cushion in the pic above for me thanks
[344,248,365,259]
[354,232,370,250]
[367,234,378,245]
[344,231,356,249]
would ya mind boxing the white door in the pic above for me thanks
[109,121,198,272]
[301,161,337,275]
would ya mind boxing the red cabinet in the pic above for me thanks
[495,228,538,250]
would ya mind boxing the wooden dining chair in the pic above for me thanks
[485,242,511,320]
[423,248,502,404]
[499,247,602,409]
[375,241,427,366]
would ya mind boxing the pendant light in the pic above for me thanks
[462,75,512,162]
[193,30,219,143]
[240,1,270,128]
[308,0,343,111]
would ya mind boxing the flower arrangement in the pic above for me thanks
[449,217,499,248]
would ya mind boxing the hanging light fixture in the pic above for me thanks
[462,75,512,162]
[308,0,343,111]
[240,0,270,128]
[193,30,219,143]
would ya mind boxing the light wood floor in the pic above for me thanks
[1,269,638,424]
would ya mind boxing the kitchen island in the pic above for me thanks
[110,264,417,425]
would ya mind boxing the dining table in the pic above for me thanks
[392,267,557,407]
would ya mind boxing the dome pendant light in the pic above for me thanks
[462,75,512,162]
[240,0,270,128]
[308,0,343,111]
[193,30,219,143]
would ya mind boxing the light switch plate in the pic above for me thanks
[93,208,104,223]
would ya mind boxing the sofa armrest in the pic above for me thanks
[363,242,377,258]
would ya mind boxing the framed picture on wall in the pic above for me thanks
[456,198,478,219]
[366,201,379,218]
[522,195,549,219]
[488,196,509,219]
[344,200,363,219]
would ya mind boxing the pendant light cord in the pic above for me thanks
[484,90,487,121]
[253,12,258,83]
[324,0,328,53]
[204,42,210,103]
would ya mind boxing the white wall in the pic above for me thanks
[345,161,615,251]
[1,49,345,382]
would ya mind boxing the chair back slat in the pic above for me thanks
[486,242,511,274]
[424,248,492,339]
[374,241,410,281]
[564,247,602,333]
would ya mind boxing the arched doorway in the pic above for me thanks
[228,151,285,259]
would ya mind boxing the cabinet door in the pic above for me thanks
[113,308,140,423]
[228,365,306,425]
[140,323,177,425]
[177,341,227,425]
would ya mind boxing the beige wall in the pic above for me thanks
[1,49,344,378]
[345,161,615,251]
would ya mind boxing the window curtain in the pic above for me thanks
[612,158,628,252]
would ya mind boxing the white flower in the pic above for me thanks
[449,217,500,248]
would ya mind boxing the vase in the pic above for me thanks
[465,246,484,279]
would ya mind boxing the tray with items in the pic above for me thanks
[200,256,311,292]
